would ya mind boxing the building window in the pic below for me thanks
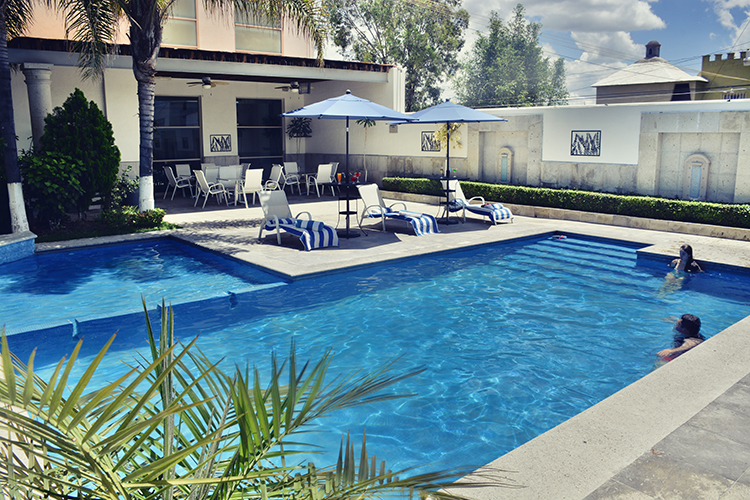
[235,11,281,53]
[163,0,197,47]
[237,99,283,169]
[153,97,202,170]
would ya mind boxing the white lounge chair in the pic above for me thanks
[258,191,339,251]
[194,170,229,208]
[442,179,514,224]
[237,168,265,207]
[356,184,439,236]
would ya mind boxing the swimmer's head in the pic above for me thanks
[676,314,701,338]
[679,244,694,261]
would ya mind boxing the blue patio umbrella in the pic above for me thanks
[282,90,413,237]
[392,99,507,223]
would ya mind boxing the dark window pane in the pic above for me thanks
[237,99,282,127]
[154,97,200,127]
[153,128,201,160]
[237,128,282,157]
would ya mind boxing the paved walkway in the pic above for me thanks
[36,190,750,500]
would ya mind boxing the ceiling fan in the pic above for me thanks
[187,77,229,89]
[275,81,311,94]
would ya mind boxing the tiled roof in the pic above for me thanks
[593,57,707,87]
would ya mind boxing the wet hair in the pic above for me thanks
[679,314,702,338]
[680,244,694,263]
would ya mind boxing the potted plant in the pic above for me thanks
[286,117,312,165]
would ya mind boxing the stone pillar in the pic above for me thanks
[21,63,54,150]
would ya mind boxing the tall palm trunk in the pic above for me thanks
[0,16,30,233]
[130,0,162,212]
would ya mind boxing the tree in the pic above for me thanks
[63,0,327,213]
[454,4,568,108]
[0,302,480,499]
[0,0,32,233]
[41,88,121,215]
[326,0,469,112]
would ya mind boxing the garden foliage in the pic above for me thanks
[18,151,85,229]
[40,88,121,214]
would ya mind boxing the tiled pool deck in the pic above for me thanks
[36,191,750,500]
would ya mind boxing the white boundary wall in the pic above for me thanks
[308,99,750,204]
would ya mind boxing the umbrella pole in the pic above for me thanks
[440,121,458,225]
[338,116,360,238]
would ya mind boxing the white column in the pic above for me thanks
[21,63,54,150]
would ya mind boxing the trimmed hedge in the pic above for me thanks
[381,177,750,230]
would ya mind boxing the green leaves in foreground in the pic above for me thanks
[0,299,494,500]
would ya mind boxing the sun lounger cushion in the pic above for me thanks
[263,218,339,251]
[449,199,513,223]
[366,210,439,236]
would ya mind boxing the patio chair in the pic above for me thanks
[265,164,284,191]
[237,168,265,207]
[306,163,337,197]
[282,162,302,195]
[163,166,192,200]
[258,190,339,251]
[356,183,439,236]
[442,179,513,224]
[194,169,229,208]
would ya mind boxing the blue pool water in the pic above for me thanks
[0,239,284,334]
[3,236,750,474]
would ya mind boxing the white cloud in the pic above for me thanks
[703,1,750,46]
[462,0,665,33]
[564,32,644,103]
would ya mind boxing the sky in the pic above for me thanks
[453,0,750,104]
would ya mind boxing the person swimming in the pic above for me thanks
[669,244,703,273]
[657,314,705,361]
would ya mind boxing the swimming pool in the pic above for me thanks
[0,239,284,335]
[4,236,750,474]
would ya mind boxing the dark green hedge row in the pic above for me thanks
[381,177,750,229]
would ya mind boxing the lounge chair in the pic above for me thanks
[356,183,439,236]
[258,190,339,251]
[442,179,513,224]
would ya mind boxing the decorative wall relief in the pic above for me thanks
[683,153,710,201]
[210,134,232,153]
[421,131,441,152]
[570,130,601,157]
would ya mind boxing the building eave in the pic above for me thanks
[8,37,394,85]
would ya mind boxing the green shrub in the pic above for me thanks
[41,88,121,215]
[99,206,165,229]
[382,177,750,229]
[19,151,85,229]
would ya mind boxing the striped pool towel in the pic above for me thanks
[263,218,339,251]
[450,200,513,224]
[386,210,439,236]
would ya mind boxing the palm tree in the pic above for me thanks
[0,0,32,233]
[0,301,480,499]
[63,0,327,211]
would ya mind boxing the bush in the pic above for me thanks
[19,151,85,230]
[382,177,750,229]
[99,206,166,229]
[41,89,121,215]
